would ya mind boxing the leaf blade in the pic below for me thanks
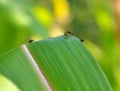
[27,36,113,91]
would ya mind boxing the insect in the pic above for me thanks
[64,31,84,42]
[28,39,34,43]
[64,31,74,36]
[79,39,84,42]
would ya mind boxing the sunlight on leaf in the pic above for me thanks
[0,75,21,91]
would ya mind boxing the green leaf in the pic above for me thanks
[27,36,113,91]
[0,48,44,91]
[0,75,21,91]
[0,36,113,91]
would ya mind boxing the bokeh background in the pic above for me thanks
[0,0,120,90]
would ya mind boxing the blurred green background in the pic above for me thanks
[0,0,120,90]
